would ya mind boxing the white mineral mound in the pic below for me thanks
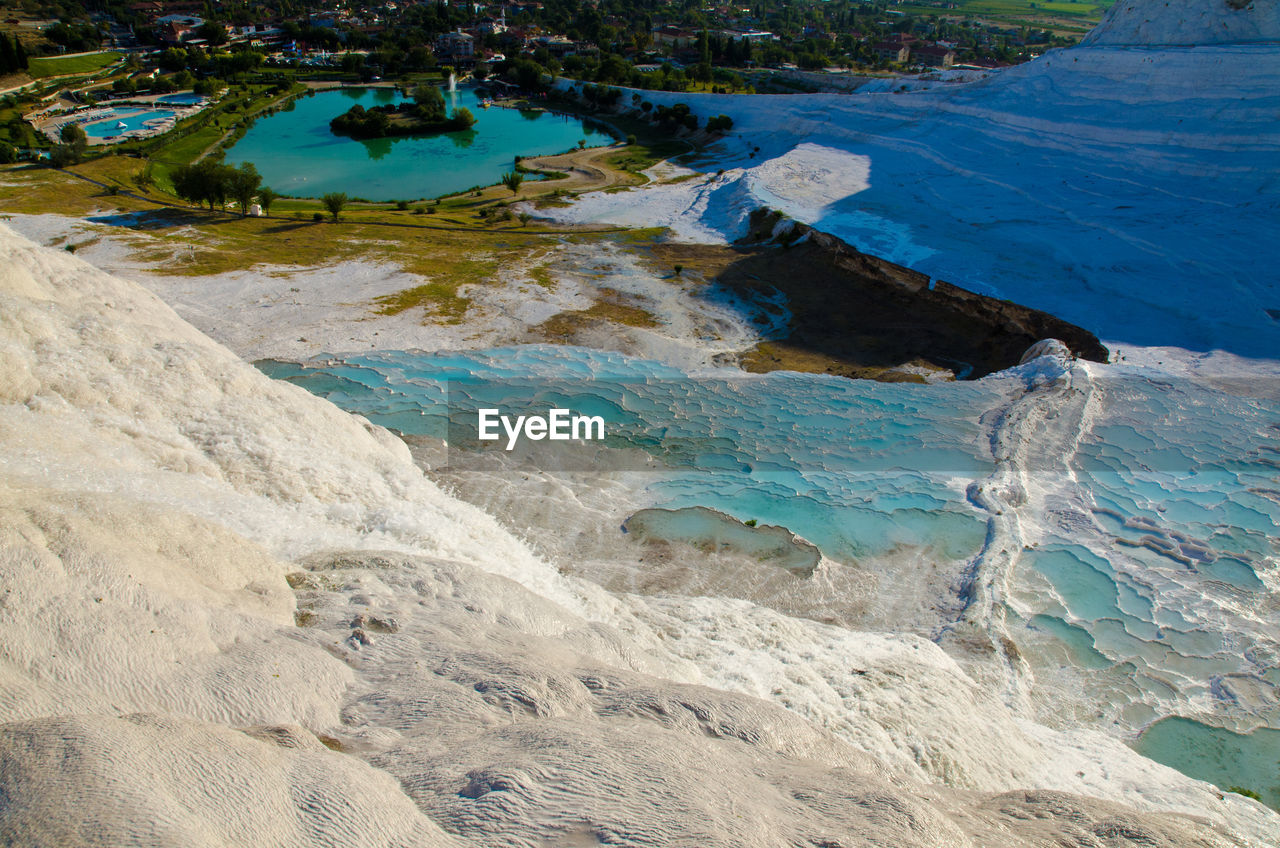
[1083,0,1280,46]
[1,226,1275,845]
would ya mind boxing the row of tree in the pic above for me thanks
[572,84,734,136]
[156,45,264,81]
[171,159,278,215]
[0,34,29,76]
[43,22,101,54]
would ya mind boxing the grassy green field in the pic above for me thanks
[0,102,42,147]
[27,51,122,79]
[0,155,663,324]
[894,0,1114,31]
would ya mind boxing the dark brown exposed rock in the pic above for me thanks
[712,208,1109,381]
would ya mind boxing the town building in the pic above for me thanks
[651,26,698,49]
[871,42,909,63]
[437,29,475,61]
[914,44,956,67]
[155,13,202,44]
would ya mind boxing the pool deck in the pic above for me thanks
[31,92,213,146]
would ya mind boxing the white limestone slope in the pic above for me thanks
[1,226,1276,845]
[1083,0,1280,46]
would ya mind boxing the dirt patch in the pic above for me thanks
[535,286,659,342]
[518,142,643,197]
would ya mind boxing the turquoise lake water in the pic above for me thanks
[223,86,611,200]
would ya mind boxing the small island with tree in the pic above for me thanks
[330,84,476,139]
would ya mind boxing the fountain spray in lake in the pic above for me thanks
[448,72,456,92]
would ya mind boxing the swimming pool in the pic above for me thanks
[82,107,177,139]
[157,92,207,105]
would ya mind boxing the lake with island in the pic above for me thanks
[222,85,612,201]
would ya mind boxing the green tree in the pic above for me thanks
[706,114,733,133]
[197,21,228,46]
[48,144,77,167]
[413,83,447,122]
[510,59,546,91]
[451,106,476,129]
[50,123,88,166]
[321,192,347,222]
[257,186,279,216]
[0,142,16,164]
[172,159,232,210]
[0,34,16,74]
[193,78,225,96]
[159,47,187,71]
[227,162,260,216]
[60,123,88,152]
[500,171,523,195]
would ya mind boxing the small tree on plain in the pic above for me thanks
[257,186,279,216]
[228,162,261,216]
[48,145,75,167]
[321,192,347,222]
[501,171,523,195]
[55,123,88,164]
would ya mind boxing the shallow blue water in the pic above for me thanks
[259,346,997,564]
[259,345,1279,579]
[1136,718,1280,810]
[224,86,610,200]
[259,345,1280,800]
